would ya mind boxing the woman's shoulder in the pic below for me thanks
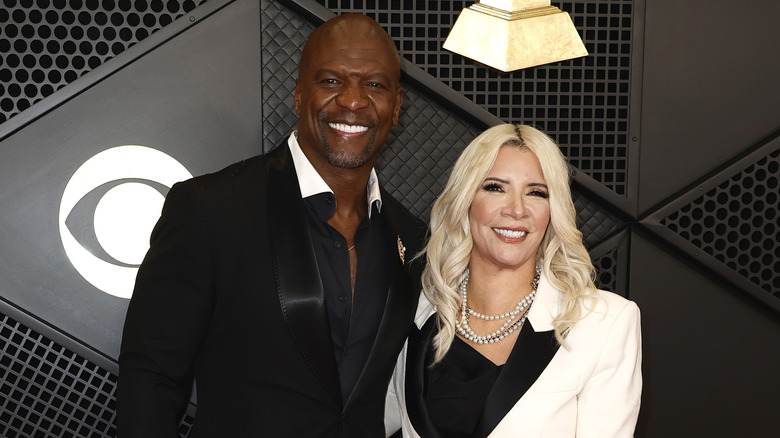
[562,289,640,352]
[580,288,640,323]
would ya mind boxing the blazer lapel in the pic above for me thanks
[404,317,443,438]
[266,145,341,404]
[345,198,421,408]
[473,321,560,438]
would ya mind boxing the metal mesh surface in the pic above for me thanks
[0,0,208,124]
[260,0,305,151]
[593,246,620,293]
[0,306,196,437]
[573,188,626,249]
[0,311,117,438]
[661,148,780,296]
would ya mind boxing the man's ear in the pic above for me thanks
[294,84,301,115]
[392,88,403,125]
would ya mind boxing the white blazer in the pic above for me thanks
[386,271,642,437]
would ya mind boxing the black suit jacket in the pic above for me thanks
[117,144,427,437]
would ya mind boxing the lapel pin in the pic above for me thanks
[397,236,406,264]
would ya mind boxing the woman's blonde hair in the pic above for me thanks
[420,123,598,364]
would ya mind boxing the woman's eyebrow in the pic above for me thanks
[483,177,510,184]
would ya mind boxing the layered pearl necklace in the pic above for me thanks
[455,265,541,345]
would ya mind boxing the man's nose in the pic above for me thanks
[336,83,369,111]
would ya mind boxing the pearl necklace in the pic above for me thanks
[455,266,541,345]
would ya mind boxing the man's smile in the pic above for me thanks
[328,122,369,134]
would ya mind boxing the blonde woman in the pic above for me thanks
[386,124,642,437]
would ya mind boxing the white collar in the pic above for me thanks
[413,270,561,331]
[414,291,437,329]
[287,132,383,218]
[526,271,560,331]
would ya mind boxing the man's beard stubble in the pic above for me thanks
[320,130,378,169]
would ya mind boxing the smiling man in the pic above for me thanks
[295,15,402,173]
[117,14,427,438]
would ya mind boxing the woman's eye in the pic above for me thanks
[482,183,503,192]
[529,189,549,199]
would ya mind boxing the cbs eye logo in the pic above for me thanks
[59,146,192,299]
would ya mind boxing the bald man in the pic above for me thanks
[118,14,426,437]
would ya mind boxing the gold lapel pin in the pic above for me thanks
[397,236,406,264]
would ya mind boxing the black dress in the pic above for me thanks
[424,336,504,437]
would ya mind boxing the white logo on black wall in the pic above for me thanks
[59,146,192,299]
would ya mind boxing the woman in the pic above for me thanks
[386,124,642,437]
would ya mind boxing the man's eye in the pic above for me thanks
[367,82,386,89]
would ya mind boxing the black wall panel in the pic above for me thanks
[1,0,262,360]
[630,231,779,437]
[1,0,259,435]
[0,0,210,125]
[633,2,780,434]
[639,0,780,212]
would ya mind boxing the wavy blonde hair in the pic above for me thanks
[420,123,598,364]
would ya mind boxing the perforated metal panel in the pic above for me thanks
[660,148,779,296]
[0,0,208,124]
[593,247,620,292]
[0,311,117,437]
[317,0,634,197]
[0,303,197,437]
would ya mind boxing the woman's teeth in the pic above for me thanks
[493,228,527,238]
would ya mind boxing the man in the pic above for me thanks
[117,14,426,437]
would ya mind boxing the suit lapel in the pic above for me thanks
[345,199,420,408]
[404,317,443,438]
[473,321,560,438]
[266,145,341,404]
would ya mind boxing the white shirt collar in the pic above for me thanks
[287,132,382,218]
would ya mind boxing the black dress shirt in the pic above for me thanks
[304,192,391,404]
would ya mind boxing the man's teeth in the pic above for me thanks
[329,123,368,133]
[493,228,527,238]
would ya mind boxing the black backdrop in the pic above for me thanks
[0,0,777,436]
